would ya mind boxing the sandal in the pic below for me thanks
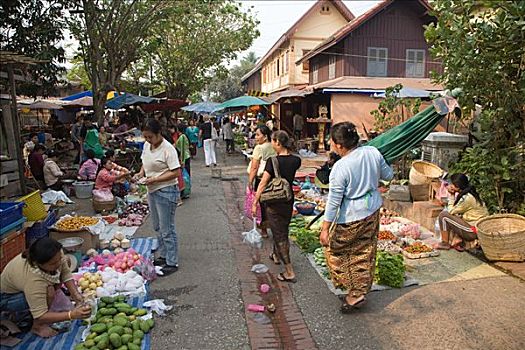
[269,253,281,265]
[451,244,465,252]
[340,296,366,314]
[437,242,451,250]
[277,272,297,283]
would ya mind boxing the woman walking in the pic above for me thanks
[252,131,301,282]
[319,122,393,313]
[134,119,181,276]
[199,116,217,167]
[222,117,234,154]
[248,125,276,238]
[437,173,488,251]
[185,119,200,159]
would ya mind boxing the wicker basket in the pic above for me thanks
[92,198,116,213]
[476,214,525,262]
[409,160,443,185]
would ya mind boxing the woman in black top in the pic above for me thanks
[253,130,301,283]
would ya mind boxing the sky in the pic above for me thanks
[237,1,381,63]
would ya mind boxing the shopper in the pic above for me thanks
[319,122,393,313]
[199,116,217,167]
[185,119,200,158]
[252,130,301,283]
[134,119,181,276]
[172,125,191,176]
[222,117,234,154]
[248,125,276,238]
[0,237,91,338]
[437,173,489,251]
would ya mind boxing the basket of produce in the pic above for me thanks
[476,214,525,262]
[17,190,47,221]
[378,230,397,242]
[55,216,100,232]
[93,197,116,213]
[295,201,316,216]
[409,160,443,185]
[402,242,439,259]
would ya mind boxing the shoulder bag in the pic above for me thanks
[260,157,292,204]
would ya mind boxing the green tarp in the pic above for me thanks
[213,95,270,112]
[365,97,458,164]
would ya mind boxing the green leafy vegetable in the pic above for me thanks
[374,251,405,288]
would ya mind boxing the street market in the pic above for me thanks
[1,0,524,349]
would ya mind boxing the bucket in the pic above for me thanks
[73,181,94,199]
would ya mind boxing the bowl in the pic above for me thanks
[295,201,316,215]
[58,237,84,252]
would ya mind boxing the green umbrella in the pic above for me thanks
[213,95,270,112]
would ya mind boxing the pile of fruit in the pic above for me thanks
[313,247,326,267]
[77,272,103,297]
[56,216,99,231]
[404,242,433,254]
[378,230,396,241]
[75,296,153,350]
[100,232,131,251]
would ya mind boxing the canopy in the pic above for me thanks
[141,99,188,113]
[105,93,156,110]
[213,95,270,112]
[375,87,432,99]
[366,96,459,164]
[181,101,220,113]
[27,100,63,110]
[61,90,119,101]
[65,96,93,107]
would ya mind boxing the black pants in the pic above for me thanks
[225,139,234,153]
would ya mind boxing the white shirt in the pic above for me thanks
[141,138,181,193]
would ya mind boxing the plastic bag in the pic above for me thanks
[49,288,74,312]
[251,264,269,274]
[242,218,262,248]
[244,186,261,224]
[181,168,191,198]
[42,190,74,204]
[93,189,114,202]
[134,257,157,281]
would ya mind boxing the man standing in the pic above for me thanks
[293,113,304,141]
[199,116,217,167]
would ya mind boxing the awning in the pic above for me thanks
[213,95,270,112]
[375,87,432,98]
[105,93,156,110]
[61,90,119,101]
[181,101,220,113]
[27,101,63,110]
[264,89,310,104]
[64,96,93,107]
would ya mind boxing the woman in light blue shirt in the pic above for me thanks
[319,122,393,313]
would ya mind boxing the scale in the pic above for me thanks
[59,237,84,272]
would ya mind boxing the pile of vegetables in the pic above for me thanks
[313,247,326,267]
[96,268,145,296]
[398,224,421,239]
[118,203,149,227]
[99,232,131,253]
[75,296,153,350]
[289,216,321,253]
[77,272,103,297]
[404,242,433,254]
[378,230,396,241]
[374,251,405,288]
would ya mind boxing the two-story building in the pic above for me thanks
[241,0,354,131]
[297,0,443,135]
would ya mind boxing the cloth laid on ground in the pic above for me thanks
[130,237,155,259]
[41,190,74,204]
[0,295,150,350]
[366,96,459,164]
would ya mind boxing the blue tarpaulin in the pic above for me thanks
[61,91,92,101]
[181,101,220,113]
[105,93,156,110]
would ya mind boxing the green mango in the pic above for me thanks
[121,334,133,345]
[90,323,107,334]
[109,333,122,348]
[108,325,125,336]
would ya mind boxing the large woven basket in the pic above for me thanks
[476,214,525,262]
[409,160,443,185]
[92,198,116,213]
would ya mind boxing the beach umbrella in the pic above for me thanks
[213,95,270,112]
[181,101,220,113]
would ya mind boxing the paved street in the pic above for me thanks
[121,143,524,350]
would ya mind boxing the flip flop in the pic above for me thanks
[277,272,297,283]
[269,253,281,265]
[451,245,465,252]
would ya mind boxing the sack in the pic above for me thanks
[244,186,261,224]
[260,157,292,204]
[211,125,219,141]
[49,288,74,312]
[316,167,330,185]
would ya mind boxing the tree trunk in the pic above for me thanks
[93,89,108,125]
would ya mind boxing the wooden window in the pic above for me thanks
[312,62,319,84]
[302,50,310,71]
[328,55,336,80]
[276,58,280,77]
[367,47,388,77]
[284,51,289,73]
[406,49,425,78]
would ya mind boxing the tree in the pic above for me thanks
[1,0,67,96]
[68,0,166,123]
[66,56,92,89]
[206,51,258,102]
[149,0,259,99]
[425,0,525,213]
[370,84,422,132]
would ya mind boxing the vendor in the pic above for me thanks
[43,150,65,190]
[77,149,101,181]
[98,126,110,148]
[28,144,47,183]
[438,173,489,251]
[0,238,91,338]
[95,157,129,196]
[23,133,40,163]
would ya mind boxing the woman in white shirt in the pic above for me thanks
[134,119,181,276]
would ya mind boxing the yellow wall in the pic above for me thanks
[261,2,348,93]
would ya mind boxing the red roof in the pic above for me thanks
[241,0,354,82]
[297,0,433,64]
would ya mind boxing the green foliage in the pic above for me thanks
[206,52,259,102]
[374,251,405,288]
[66,56,92,90]
[426,0,525,213]
[148,0,260,99]
[370,84,422,132]
[0,0,67,96]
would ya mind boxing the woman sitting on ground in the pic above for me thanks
[77,149,100,181]
[43,150,65,191]
[0,238,91,338]
[252,130,301,283]
[94,157,129,198]
[438,173,489,251]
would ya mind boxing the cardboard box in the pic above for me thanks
[50,229,100,253]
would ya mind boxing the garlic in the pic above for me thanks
[114,232,125,241]
[100,240,110,249]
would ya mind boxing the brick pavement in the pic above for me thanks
[223,179,317,350]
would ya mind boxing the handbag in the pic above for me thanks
[260,157,292,204]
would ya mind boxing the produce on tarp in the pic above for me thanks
[404,242,433,254]
[118,203,149,226]
[75,296,153,350]
[77,272,104,297]
[374,251,405,288]
[313,247,326,267]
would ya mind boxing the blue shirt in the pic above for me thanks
[185,126,200,143]
[325,146,393,223]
